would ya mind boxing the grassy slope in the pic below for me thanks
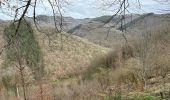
[34,28,111,81]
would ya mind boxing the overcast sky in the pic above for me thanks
[65,0,170,18]
[0,0,169,20]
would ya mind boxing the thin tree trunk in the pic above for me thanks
[15,75,20,100]
[36,70,44,100]
[19,62,27,100]
[39,79,43,100]
[16,85,20,100]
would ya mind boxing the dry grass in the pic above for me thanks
[34,28,110,80]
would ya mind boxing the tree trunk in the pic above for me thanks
[16,85,20,100]
[19,63,27,100]
[39,80,43,100]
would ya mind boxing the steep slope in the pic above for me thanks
[36,30,110,80]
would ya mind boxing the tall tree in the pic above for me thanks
[4,20,44,100]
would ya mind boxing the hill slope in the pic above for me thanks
[0,22,110,82]
[36,30,110,80]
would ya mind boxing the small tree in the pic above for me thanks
[4,20,44,100]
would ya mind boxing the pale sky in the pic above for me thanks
[0,0,169,20]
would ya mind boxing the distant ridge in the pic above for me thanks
[118,13,154,31]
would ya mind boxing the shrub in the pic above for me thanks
[128,94,160,100]
[83,45,134,80]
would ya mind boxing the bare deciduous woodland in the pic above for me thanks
[0,0,170,100]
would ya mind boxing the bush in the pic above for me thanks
[67,24,82,33]
[128,94,160,100]
[83,45,134,80]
